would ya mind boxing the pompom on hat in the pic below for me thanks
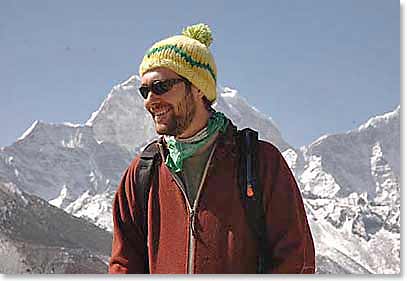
[139,23,218,102]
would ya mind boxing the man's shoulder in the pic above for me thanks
[257,139,281,154]
[256,139,286,165]
[232,125,283,160]
[129,139,162,168]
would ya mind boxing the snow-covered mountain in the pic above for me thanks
[86,75,157,153]
[0,75,289,233]
[0,122,132,231]
[0,122,132,202]
[214,86,290,151]
[86,75,290,152]
[0,179,111,273]
[0,74,400,274]
[282,106,400,274]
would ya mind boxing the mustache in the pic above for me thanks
[148,105,173,116]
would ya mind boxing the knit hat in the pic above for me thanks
[139,23,218,102]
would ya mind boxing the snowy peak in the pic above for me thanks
[85,76,290,152]
[282,106,400,274]
[0,70,399,273]
[358,106,400,132]
[0,75,292,233]
[15,120,91,149]
[17,120,40,142]
[221,87,237,97]
[17,119,87,145]
[85,75,156,152]
[298,106,400,198]
[304,106,400,150]
[86,75,141,127]
[0,120,132,202]
[215,86,290,151]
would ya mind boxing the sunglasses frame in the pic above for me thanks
[139,78,187,99]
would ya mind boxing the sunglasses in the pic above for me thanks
[139,78,187,99]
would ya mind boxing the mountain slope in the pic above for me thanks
[282,106,400,274]
[0,179,112,273]
[298,106,399,198]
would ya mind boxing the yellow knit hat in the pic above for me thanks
[139,23,218,102]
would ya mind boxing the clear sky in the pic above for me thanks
[0,0,400,148]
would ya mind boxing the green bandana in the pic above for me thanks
[165,112,229,173]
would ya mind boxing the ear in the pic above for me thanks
[195,87,205,99]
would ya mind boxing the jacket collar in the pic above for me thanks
[214,118,239,158]
[157,117,239,159]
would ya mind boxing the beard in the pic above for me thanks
[153,91,196,136]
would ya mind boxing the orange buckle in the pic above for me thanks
[247,185,254,197]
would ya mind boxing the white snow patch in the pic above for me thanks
[62,122,83,128]
[221,87,238,97]
[89,171,97,183]
[61,134,84,148]
[309,134,329,147]
[282,148,298,170]
[86,75,142,127]
[17,120,39,141]
[358,106,400,131]
[49,185,70,208]
[6,156,14,165]
[66,191,113,231]
[300,155,341,198]
[370,142,399,203]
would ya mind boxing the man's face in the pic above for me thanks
[142,68,197,136]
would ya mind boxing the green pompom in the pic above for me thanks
[182,23,213,47]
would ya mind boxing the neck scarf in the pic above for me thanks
[165,112,228,173]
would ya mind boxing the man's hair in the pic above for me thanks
[202,96,215,113]
[183,77,192,94]
[182,75,215,113]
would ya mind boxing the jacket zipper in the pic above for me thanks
[167,144,217,274]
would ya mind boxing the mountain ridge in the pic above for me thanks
[0,75,400,273]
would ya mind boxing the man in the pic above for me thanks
[109,23,315,274]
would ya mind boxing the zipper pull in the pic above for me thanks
[190,210,197,238]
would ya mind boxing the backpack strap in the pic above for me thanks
[134,140,161,273]
[238,128,267,273]
[135,133,267,273]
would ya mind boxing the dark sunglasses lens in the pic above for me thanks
[139,79,181,99]
[139,86,150,99]
[152,80,171,95]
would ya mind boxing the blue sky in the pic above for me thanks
[0,0,400,148]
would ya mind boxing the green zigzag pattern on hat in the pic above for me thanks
[146,44,216,82]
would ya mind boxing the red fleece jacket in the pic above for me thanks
[109,123,315,274]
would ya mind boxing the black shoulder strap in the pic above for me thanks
[134,140,161,273]
[135,134,266,273]
[238,128,267,273]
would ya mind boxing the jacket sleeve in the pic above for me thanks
[260,142,315,274]
[109,157,148,274]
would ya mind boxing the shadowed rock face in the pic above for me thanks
[0,180,111,274]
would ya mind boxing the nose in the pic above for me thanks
[144,90,160,108]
